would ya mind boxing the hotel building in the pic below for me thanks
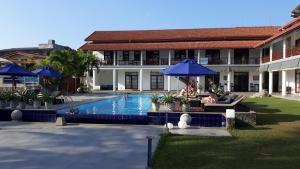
[81,16,300,96]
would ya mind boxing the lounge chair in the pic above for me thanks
[204,95,246,112]
[51,91,64,104]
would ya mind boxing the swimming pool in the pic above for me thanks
[58,94,152,115]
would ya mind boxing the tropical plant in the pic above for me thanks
[0,91,6,101]
[161,92,174,104]
[179,96,189,105]
[151,95,160,104]
[197,84,203,92]
[41,91,53,103]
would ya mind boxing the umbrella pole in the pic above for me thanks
[12,76,16,92]
[186,76,189,98]
[177,77,179,95]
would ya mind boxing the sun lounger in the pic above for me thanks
[204,95,246,112]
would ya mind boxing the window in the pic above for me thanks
[205,50,220,64]
[234,49,249,64]
[174,50,186,61]
[188,50,195,60]
[104,51,114,65]
[150,72,164,90]
[145,51,159,65]
[125,72,138,89]
[134,51,141,61]
[262,48,270,56]
[123,51,129,61]
[295,39,300,47]
[253,75,259,81]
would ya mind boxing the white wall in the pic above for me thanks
[286,69,296,93]
[93,51,104,60]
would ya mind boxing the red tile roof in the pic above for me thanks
[256,18,300,47]
[85,26,280,43]
[81,40,262,51]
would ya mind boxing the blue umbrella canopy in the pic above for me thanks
[0,63,34,91]
[160,59,217,76]
[32,66,61,78]
[0,63,34,76]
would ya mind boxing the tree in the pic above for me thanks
[76,50,99,90]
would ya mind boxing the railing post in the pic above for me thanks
[146,136,153,169]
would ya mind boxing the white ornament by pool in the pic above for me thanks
[178,121,188,129]
[180,113,192,124]
[164,123,174,129]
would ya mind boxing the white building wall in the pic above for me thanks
[286,70,296,94]
[93,51,104,60]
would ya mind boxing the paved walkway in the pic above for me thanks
[0,122,162,169]
[170,127,231,136]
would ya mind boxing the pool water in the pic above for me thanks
[58,94,152,115]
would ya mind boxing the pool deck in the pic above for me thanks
[0,122,162,169]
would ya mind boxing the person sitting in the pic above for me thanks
[202,93,218,104]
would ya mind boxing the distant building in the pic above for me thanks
[0,40,72,64]
[0,40,73,91]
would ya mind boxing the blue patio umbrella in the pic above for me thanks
[0,63,34,91]
[32,66,61,78]
[160,59,217,96]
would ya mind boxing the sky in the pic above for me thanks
[0,0,299,50]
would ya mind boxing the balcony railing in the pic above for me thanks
[117,60,141,65]
[99,59,113,65]
[272,52,283,61]
[286,45,300,58]
[143,58,169,65]
[262,55,270,63]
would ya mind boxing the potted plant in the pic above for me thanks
[197,84,203,93]
[6,92,17,109]
[16,92,27,109]
[30,93,41,109]
[151,95,160,111]
[179,96,190,112]
[0,91,6,109]
[42,91,53,109]
[161,92,175,111]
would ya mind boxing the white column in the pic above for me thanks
[197,50,201,92]
[167,76,171,92]
[168,50,171,66]
[227,71,231,92]
[282,70,287,96]
[283,38,287,59]
[259,48,263,64]
[113,69,116,91]
[259,72,263,92]
[185,49,188,59]
[228,49,231,65]
[270,44,273,62]
[269,71,273,94]
[140,51,143,66]
[139,69,143,92]
[113,51,116,66]
[92,69,96,90]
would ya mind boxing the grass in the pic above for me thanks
[151,97,300,169]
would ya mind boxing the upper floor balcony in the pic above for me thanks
[286,45,300,58]
[262,55,270,63]
[96,49,260,67]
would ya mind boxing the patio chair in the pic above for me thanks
[203,95,246,112]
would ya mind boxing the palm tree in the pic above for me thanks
[48,49,78,94]
[77,50,99,91]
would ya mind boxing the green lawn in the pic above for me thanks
[151,97,300,169]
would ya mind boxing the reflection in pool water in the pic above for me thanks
[58,94,152,115]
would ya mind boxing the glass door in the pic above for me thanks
[150,72,164,90]
[125,72,138,89]
[296,69,300,93]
